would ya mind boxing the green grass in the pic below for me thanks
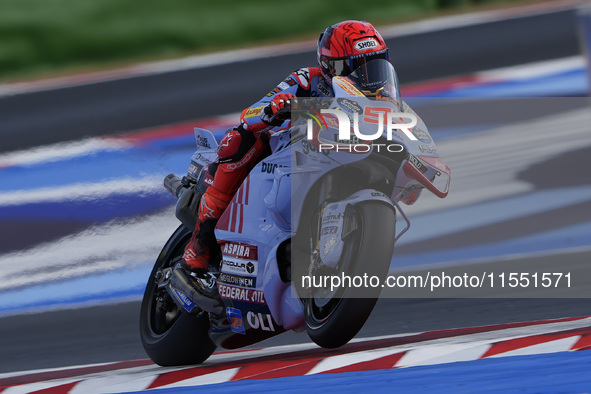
[0,0,541,82]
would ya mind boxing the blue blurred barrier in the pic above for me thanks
[577,5,591,94]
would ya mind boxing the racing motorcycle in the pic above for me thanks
[139,59,451,366]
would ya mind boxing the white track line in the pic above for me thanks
[3,317,590,393]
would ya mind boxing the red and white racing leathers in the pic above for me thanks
[183,67,334,271]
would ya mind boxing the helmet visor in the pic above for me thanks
[327,50,389,77]
[342,58,401,105]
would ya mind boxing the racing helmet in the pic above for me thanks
[317,20,389,83]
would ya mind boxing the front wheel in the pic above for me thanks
[305,202,396,349]
[139,225,216,366]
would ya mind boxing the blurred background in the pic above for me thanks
[0,0,556,83]
[0,0,590,374]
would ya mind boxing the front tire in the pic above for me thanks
[305,202,396,348]
[139,225,216,366]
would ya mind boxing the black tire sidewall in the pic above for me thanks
[305,201,396,349]
[139,225,216,366]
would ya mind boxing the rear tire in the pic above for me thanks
[305,202,395,348]
[139,225,216,366]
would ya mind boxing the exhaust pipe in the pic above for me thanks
[165,266,224,317]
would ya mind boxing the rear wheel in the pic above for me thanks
[305,202,396,348]
[139,225,216,366]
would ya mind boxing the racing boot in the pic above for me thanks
[182,219,218,277]
[182,125,270,276]
[182,191,227,277]
[171,193,225,316]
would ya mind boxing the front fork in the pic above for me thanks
[309,173,336,276]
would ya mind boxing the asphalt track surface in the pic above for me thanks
[0,8,590,375]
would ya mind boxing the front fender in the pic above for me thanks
[319,189,395,269]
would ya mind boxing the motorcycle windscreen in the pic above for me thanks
[335,59,402,110]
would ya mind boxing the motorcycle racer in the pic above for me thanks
[182,20,390,276]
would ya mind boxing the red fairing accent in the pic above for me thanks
[221,174,252,234]
[418,155,451,176]
[402,161,448,199]
[217,129,242,159]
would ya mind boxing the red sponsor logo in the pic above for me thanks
[204,173,214,186]
[218,284,266,304]
[231,316,242,329]
[219,241,258,259]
